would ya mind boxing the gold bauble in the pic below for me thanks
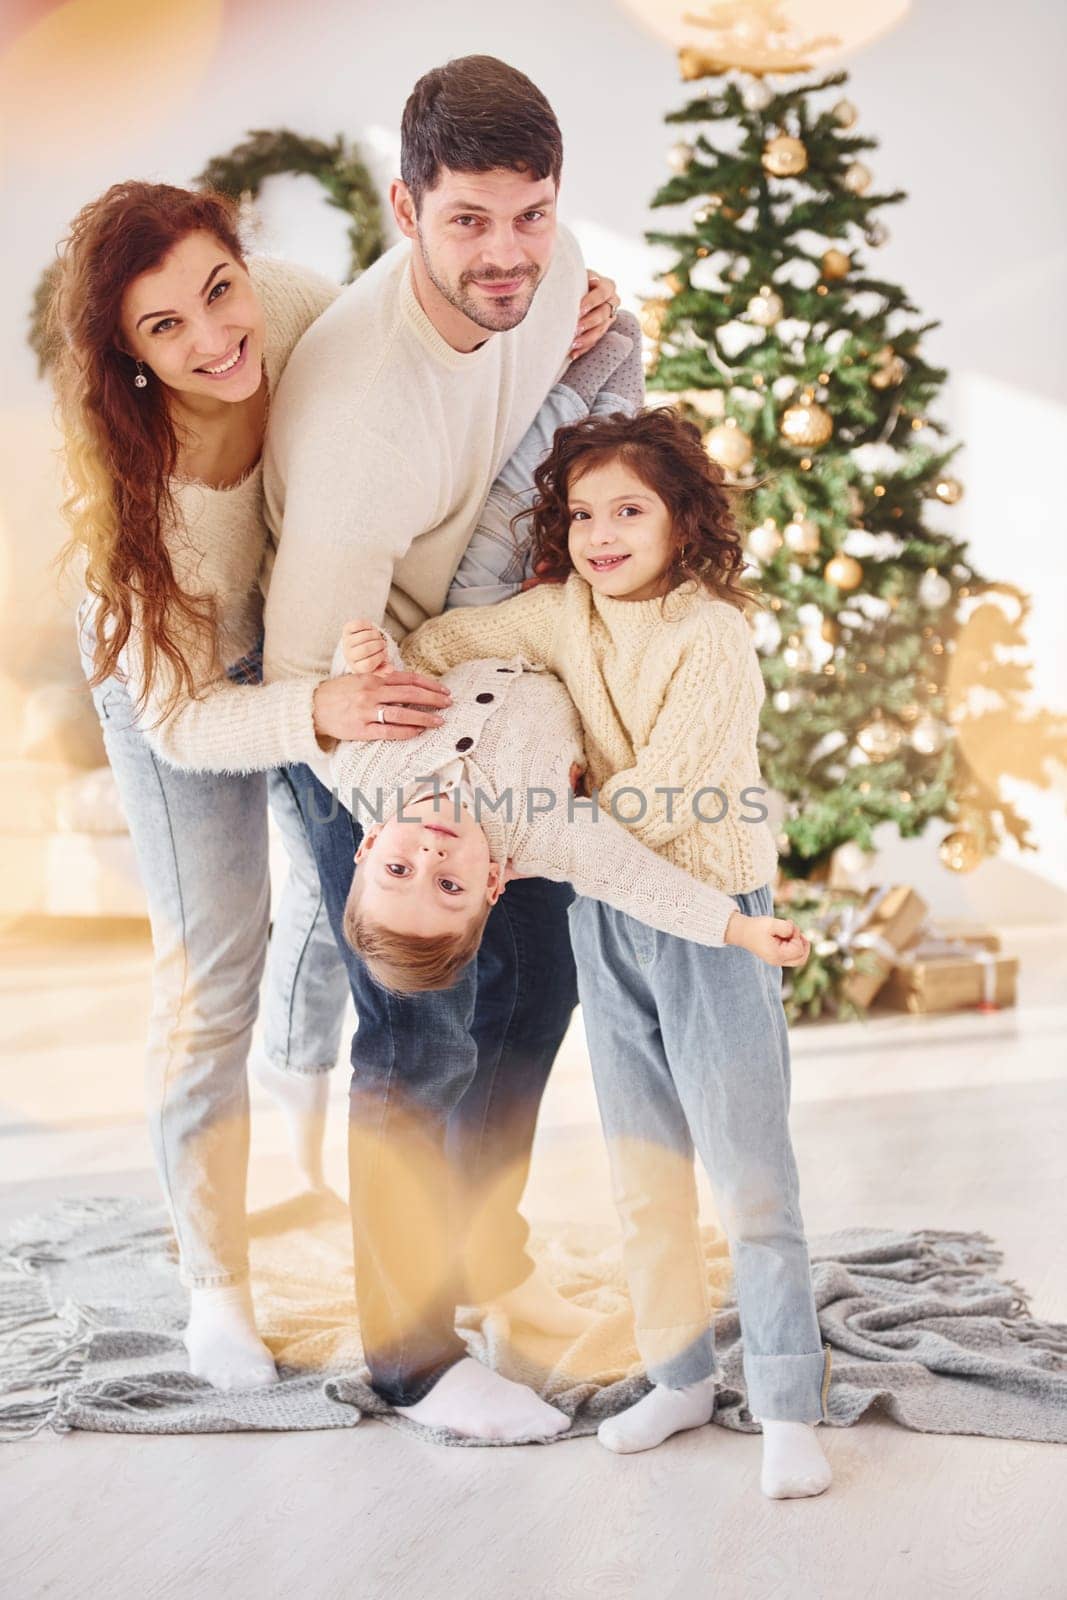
[843,161,872,194]
[833,98,858,129]
[746,518,784,563]
[667,140,695,174]
[780,396,834,450]
[910,714,948,755]
[821,617,840,645]
[746,287,784,326]
[762,134,808,178]
[705,419,754,474]
[662,271,684,295]
[934,476,965,505]
[640,298,669,340]
[824,553,863,590]
[821,248,852,280]
[939,829,982,874]
[784,516,820,557]
[856,715,904,762]
[871,355,907,389]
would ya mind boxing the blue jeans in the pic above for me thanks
[568,884,829,1423]
[289,763,579,1406]
[84,663,350,1287]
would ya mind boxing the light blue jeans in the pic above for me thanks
[85,668,349,1287]
[568,883,829,1422]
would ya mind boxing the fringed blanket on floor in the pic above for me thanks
[1,1193,1064,1445]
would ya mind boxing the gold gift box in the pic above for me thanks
[880,952,1018,1014]
[842,885,929,1009]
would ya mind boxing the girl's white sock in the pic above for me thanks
[597,1376,716,1454]
[396,1356,571,1441]
[184,1281,277,1391]
[759,1419,832,1499]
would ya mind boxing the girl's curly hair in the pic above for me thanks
[524,406,755,611]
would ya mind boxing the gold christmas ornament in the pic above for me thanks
[821,617,840,644]
[871,354,907,389]
[784,516,820,556]
[746,287,784,326]
[821,247,851,280]
[843,161,872,194]
[741,78,774,112]
[746,518,784,563]
[705,418,754,473]
[833,98,858,129]
[662,271,684,294]
[824,553,863,590]
[910,714,947,755]
[762,134,808,178]
[934,476,965,505]
[780,392,834,449]
[918,568,952,609]
[939,829,982,874]
[640,298,669,340]
[856,715,904,762]
[667,140,695,174]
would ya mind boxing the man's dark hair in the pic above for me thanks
[400,55,563,212]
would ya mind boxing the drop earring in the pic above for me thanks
[134,362,148,389]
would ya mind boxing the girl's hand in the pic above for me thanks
[520,559,568,593]
[570,270,621,358]
[312,670,451,747]
[341,618,389,675]
[724,913,811,969]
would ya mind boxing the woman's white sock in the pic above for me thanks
[252,1050,330,1191]
[184,1282,277,1391]
[759,1419,832,1499]
[598,1377,716,1454]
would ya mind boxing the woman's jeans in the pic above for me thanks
[85,670,350,1287]
[287,763,579,1407]
[568,883,829,1423]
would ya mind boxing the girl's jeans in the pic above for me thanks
[568,883,829,1423]
[82,647,349,1288]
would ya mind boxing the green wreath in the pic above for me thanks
[29,128,384,374]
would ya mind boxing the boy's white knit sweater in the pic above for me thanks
[398,575,779,898]
[328,646,741,947]
[118,256,340,772]
[261,227,587,784]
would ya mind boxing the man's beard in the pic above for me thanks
[418,234,542,332]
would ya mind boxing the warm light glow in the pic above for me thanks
[616,0,911,63]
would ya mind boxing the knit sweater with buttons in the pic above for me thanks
[398,574,779,897]
[112,256,340,773]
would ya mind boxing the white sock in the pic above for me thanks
[395,1356,571,1442]
[490,1266,599,1338]
[184,1282,277,1391]
[252,1050,330,1191]
[759,1419,832,1499]
[598,1376,716,1454]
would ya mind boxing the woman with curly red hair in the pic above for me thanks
[394,407,833,1496]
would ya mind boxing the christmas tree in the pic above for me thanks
[640,11,1060,1019]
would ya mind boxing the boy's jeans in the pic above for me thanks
[568,883,829,1423]
[288,763,579,1406]
[85,671,350,1285]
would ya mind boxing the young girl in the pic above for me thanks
[391,406,833,1498]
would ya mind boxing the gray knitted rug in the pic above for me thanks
[1,1195,1064,1445]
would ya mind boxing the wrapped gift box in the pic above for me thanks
[841,885,929,1009]
[880,950,1018,1014]
[910,921,1001,956]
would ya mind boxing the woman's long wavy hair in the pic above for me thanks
[51,181,247,716]
[524,406,755,612]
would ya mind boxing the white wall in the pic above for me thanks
[2,0,1064,917]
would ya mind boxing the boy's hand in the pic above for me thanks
[341,619,389,675]
[724,913,810,969]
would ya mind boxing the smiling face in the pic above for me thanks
[566,457,677,602]
[392,166,557,345]
[353,787,502,939]
[119,229,265,404]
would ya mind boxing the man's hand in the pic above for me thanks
[724,913,811,969]
[312,670,451,747]
[570,269,621,358]
[341,618,390,675]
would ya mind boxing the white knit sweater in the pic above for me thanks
[329,647,741,947]
[399,575,779,897]
[118,256,340,772]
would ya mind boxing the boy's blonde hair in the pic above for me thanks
[342,872,494,994]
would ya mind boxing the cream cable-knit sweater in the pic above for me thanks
[399,574,779,897]
[329,650,740,947]
[115,256,340,772]
[261,226,587,784]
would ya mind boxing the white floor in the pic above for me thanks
[2,917,1066,1600]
